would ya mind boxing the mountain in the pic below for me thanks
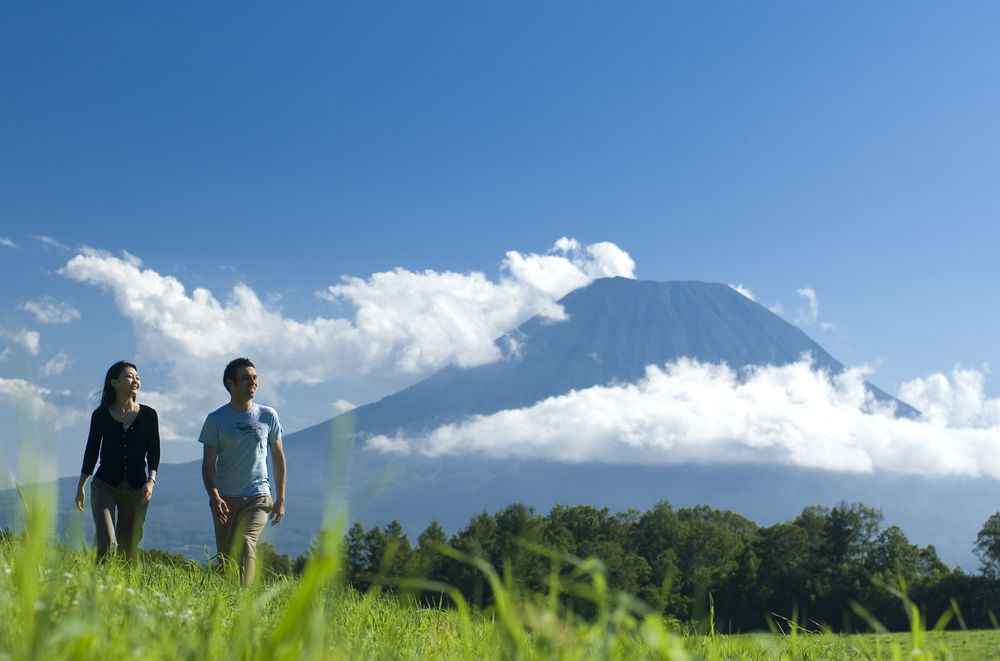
[6,278,987,569]
[296,277,912,440]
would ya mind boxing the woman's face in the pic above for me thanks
[111,366,140,399]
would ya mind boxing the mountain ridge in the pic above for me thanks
[294,277,913,446]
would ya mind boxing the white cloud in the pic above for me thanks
[897,366,1000,428]
[0,377,82,430]
[1,328,41,358]
[36,235,70,251]
[793,287,837,330]
[365,358,1000,479]
[1,237,18,249]
[133,389,190,441]
[321,239,633,373]
[728,284,783,315]
[729,284,757,301]
[61,238,636,439]
[43,239,1000,480]
[42,352,71,376]
[19,297,81,324]
[796,287,819,324]
[332,399,356,414]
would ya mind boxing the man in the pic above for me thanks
[199,357,287,583]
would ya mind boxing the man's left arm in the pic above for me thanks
[269,437,286,525]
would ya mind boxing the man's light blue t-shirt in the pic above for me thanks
[198,403,282,498]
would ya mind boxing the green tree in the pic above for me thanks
[493,503,547,594]
[974,512,1000,578]
[377,519,413,580]
[546,504,621,557]
[631,502,681,564]
[822,501,882,565]
[255,541,292,579]
[451,510,499,607]
[675,505,756,593]
[866,525,920,580]
[344,521,367,586]
[643,548,686,616]
[807,501,883,628]
[403,520,451,604]
[915,545,949,580]
[753,522,812,621]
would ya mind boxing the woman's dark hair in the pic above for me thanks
[223,357,255,393]
[99,361,138,409]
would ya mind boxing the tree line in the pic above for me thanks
[253,501,1000,632]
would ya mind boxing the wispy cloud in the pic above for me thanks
[796,287,819,324]
[0,328,41,358]
[367,359,1000,479]
[41,352,71,376]
[19,297,81,324]
[729,283,789,317]
[61,238,636,438]
[0,378,81,430]
[0,237,19,249]
[731,284,836,330]
[795,287,836,330]
[729,284,757,301]
[36,235,71,251]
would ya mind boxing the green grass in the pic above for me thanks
[4,538,999,660]
[2,487,998,660]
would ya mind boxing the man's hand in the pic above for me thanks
[211,494,229,524]
[270,497,284,525]
[75,486,86,512]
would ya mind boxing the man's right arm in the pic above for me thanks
[202,444,229,524]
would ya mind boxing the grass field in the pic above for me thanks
[5,537,1000,659]
[3,486,999,660]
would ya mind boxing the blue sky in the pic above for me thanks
[3,2,1000,497]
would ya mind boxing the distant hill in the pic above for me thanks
[13,452,991,571]
[10,277,989,570]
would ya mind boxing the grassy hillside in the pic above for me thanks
[1,486,995,660]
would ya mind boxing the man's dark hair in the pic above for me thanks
[223,357,255,393]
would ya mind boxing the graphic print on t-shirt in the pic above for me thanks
[237,422,268,444]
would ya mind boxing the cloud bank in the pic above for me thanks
[366,358,1000,479]
[59,238,635,437]
[27,235,1000,482]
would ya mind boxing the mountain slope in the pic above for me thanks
[296,277,910,442]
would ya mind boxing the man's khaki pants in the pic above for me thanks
[214,493,272,584]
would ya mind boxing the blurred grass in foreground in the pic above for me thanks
[3,518,996,660]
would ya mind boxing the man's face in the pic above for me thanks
[229,366,258,400]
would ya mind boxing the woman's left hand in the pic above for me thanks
[141,480,154,504]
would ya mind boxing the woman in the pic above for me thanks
[75,361,160,563]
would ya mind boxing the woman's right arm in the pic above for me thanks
[78,409,103,511]
[75,473,89,511]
